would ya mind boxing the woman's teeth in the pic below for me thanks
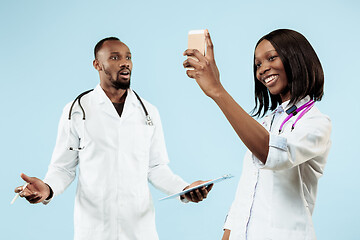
[264,75,276,83]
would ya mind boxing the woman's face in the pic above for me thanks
[254,39,290,102]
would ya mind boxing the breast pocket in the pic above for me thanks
[120,124,155,194]
[130,125,154,156]
[119,124,155,162]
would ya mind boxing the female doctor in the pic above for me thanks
[183,29,332,239]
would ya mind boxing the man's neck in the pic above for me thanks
[100,84,128,103]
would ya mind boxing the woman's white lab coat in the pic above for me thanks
[224,96,332,239]
[44,85,188,240]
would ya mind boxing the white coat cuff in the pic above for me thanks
[253,133,287,169]
[41,181,54,205]
[223,213,233,231]
[180,196,190,203]
[179,183,192,204]
[42,198,52,205]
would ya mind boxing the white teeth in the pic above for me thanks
[264,75,276,83]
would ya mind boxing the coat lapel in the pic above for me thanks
[93,84,120,120]
[121,89,138,120]
[93,85,140,121]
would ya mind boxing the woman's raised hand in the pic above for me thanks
[183,29,223,99]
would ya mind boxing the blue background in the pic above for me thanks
[1,0,359,239]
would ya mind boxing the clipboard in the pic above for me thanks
[159,174,234,201]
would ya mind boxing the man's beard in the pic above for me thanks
[104,68,131,90]
[112,75,130,90]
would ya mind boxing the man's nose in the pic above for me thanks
[119,61,129,68]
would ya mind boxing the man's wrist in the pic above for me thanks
[45,183,54,200]
[180,185,190,203]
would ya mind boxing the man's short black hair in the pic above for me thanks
[94,37,120,59]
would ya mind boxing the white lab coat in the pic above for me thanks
[224,96,332,240]
[44,84,188,240]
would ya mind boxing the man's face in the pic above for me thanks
[94,40,133,90]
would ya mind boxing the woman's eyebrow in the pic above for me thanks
[255,50,277,59]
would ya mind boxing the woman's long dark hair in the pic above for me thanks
[252,29,324,118]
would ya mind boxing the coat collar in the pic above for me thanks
[93,84,141,119]
[276,95,311,115]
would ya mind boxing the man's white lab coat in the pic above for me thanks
[44,85,188,240]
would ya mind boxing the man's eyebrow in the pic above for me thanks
[110,51,131,54]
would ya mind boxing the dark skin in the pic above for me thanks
[92,40,131,103]
[183,30,270,164]
[15,39,213,204]
[14,173,51,204]
[182,181,213,203]
[14,174,213,203]
[93,39,213,202]
[183,30,291,239]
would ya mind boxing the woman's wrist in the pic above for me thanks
[210,85,227,102]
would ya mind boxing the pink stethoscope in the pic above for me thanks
[274,99,315,133]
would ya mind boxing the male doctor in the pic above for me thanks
[15,37,212,240]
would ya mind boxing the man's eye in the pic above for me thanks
[126,56,131,60]
[110,56,118,60]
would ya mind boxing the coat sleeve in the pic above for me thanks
[254,112,332,171]
[147,107,189,196]
[43,103,80,198]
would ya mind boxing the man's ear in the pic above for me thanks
[93,59,102,71]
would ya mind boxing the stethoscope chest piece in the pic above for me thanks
[146,115,153,126]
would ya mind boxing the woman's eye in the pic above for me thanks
[269,56,277,61]
[255,63,261,69]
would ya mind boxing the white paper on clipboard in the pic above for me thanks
[159,174,234,201]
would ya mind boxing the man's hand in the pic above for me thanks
[181,180,213,203]
[14,173,51,204]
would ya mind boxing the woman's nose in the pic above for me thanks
[259,63,270,76]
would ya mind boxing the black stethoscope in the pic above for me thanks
[67,89,153,151]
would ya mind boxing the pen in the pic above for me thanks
[11,183,29,205]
